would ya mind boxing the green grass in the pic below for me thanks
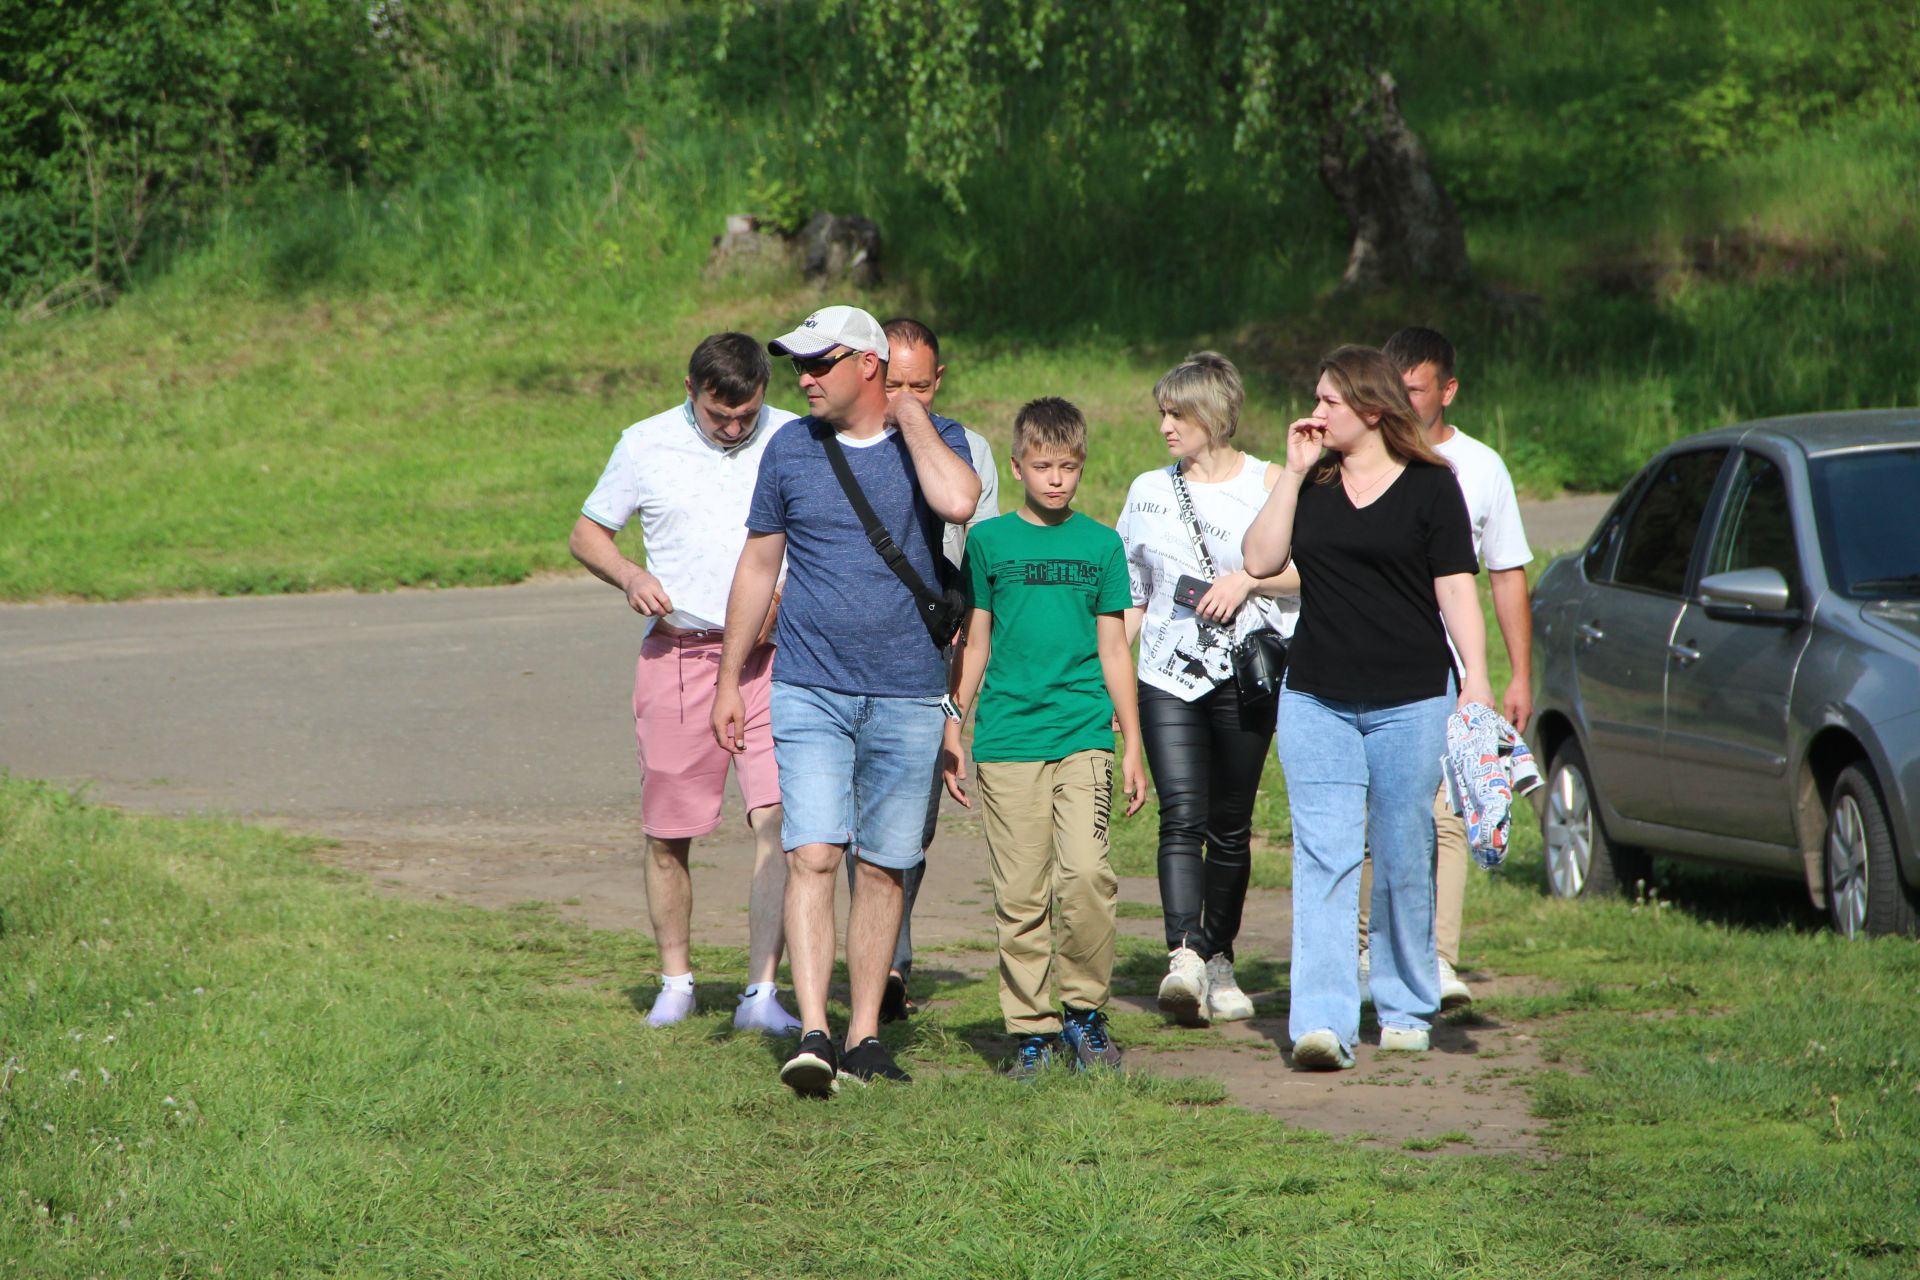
[5,764,1920,1276]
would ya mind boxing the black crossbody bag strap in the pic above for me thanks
[819,431,942,607]
[1168,466,1228,643]
[818,430,966,652]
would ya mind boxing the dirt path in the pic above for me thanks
[0,493,1606,1151]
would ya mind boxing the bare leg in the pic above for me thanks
[785,841,842,1033]
[746,804,787,985]
[846,857,905,1044]
[644,835,694,973]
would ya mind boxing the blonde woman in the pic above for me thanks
[1242,345,1492,1070]
[1116,351,1298,1027]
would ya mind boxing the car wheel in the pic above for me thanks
[1542,740,1650,900]
[1823,763,1919,938]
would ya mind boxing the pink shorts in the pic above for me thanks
[633,630,779,838]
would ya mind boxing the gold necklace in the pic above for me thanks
[1341,461,1400,505]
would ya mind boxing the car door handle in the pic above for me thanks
[1668,641,1701,666]
[1577,622,1605,643]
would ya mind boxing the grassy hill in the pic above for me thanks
[1,0,1914,601]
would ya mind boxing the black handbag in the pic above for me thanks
[1169,466,1288,713]
[1231,626,1290,712]
[819,428,967,649]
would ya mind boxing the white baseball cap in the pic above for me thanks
[767,305,890,363]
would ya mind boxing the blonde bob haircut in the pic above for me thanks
[1153,350,1244,444]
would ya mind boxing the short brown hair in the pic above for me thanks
[1382,326,1456,379]
[1312,345,1450,484]
[687,332,770,404]
[1153,350,1244,444]
[1012,397,1088,460]
[881,316,939,360]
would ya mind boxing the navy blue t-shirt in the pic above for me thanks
[747,415,971,697]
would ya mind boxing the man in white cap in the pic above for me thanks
[712,304,981,1094]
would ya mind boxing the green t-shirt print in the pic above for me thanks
[962,511,1133,764]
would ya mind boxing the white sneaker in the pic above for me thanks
[1380,1025,1431,1052]
[1157,946,1211,1026]
[1204,954,1254,1021]
[732,989,803,1036]
[1437,958,1473,1010]
[1291,1028,1355,1070]
[1357,947,1372,1004]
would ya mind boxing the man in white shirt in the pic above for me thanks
[569,333,803,1035]
[1357,326,1535,1010]
[855,316,1000,1022]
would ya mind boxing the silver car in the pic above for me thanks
[1530,409,1920,937]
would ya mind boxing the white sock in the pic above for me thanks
[661,972,694,994]
[742,982,777,1000]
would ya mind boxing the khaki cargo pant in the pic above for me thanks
[1359,785,1467,966]
[975,749,1120,1036]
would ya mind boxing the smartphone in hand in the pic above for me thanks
[1172,574,1211,613]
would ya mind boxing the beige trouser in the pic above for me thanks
[975,750,1120,1036]
[1359,785,1465,967]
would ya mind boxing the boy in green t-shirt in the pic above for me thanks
[941,397,1146,1078]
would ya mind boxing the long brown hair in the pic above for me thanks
[1311,344,1450,484]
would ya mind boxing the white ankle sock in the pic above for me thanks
[742,982,777,1000]
[661,972,694,993]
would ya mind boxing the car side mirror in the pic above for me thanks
[1700,567,1799,622]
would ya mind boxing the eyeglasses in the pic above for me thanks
[790,349,858,379]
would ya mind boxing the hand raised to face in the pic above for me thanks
[886,392,933,432]
[1286,417,1328,475]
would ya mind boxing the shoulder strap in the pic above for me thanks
[1167,466,1218,578]
[820,429,941,606]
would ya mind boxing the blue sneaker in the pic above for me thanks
[1007,1034,1057,1082]
[1060,1006,1122,1071]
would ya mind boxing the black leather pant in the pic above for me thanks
[1139,680,1275,961]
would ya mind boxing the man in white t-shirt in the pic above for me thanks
[568,333,804,1035]
[1357,326,1534,1011]
[846,316,1000,1023]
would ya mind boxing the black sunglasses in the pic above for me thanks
[790,348,859,378]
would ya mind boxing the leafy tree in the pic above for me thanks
[0,0,670,310]
[727,0,1471,291]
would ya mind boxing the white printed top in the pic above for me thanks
[1115,455,1298,702]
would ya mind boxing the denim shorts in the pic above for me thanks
[770,682,949,870]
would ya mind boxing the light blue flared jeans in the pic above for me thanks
[1277,678,1453,1053]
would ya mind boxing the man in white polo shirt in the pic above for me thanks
[1358,326,1535,1011]
[569,332,803,1035]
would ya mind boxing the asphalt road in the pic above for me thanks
[0,493,1612,836]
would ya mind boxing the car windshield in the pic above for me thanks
[1810,446,1920,598]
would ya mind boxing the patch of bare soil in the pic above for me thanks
[1115,1006,1557,1155]
[317,815,1559,1155]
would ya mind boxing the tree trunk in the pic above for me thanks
[1318,71,1472,292]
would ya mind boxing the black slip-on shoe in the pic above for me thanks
[780,1030,840,1098]
[838,1036,912,1085]
[880,972,913,1024]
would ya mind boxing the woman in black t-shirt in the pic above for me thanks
[1243,345,1492,1071]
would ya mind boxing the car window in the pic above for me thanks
[1810,446,1920,598]
[1706,452,1801,603]
[1583,467,1651,582]
[1611,448,1729,595]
